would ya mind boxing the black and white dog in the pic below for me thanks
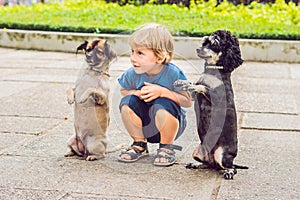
[174,30,247,179]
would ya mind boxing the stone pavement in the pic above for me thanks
[0,47,299,200]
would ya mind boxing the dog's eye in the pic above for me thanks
[95,48,104,55]
[202,40,211,48]
[211,43,220,52]
[206,39,220,52]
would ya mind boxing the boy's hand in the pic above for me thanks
[140,82,164,102]
[133,90,143,99]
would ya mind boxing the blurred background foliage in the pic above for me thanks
[0,0,299,40]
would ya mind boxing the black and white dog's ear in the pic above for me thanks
[76,40,88,55]
[222,34,243,73]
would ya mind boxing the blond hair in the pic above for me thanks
[129,23,174,64]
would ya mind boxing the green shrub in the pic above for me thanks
[0,0,299,40]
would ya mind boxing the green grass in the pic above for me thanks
[0,0,300,40]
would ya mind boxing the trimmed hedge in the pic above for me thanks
[104,0,300,7]
[0,0,300,40]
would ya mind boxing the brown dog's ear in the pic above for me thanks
[104,40,117,61]
[76,41,88,55]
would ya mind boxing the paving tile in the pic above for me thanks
[233,76,300,94]
[0,154,216,200]
[218,130,300,200]
[0,132,34,152]
[0,83,72,118]
[0,116,62,135]
[241,113,300,131]
[0,188,66,200]
[236,92,298,115]
[2,69,77,83]
[291,66,300,79]
[234,62,291,79]
[0,81,39,98]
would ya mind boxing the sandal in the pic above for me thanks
[153,144,182,167]
[118,141,149,163]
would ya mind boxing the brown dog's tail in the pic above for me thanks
[105,144,125,154]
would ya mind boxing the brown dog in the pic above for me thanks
[65,39,119,161]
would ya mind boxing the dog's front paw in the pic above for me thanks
[173,80,191,90]
[78,96,88,104]
[78,91,92,104]
[86,154,104,161]
[185,84,207,94]
[64,150,75,157]
[66,88,75,104]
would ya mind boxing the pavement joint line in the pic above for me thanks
[2,131,42,136]
[0,187,66,196]
[238,110,299,115]
[240,127,300,132]
[211,175,223,200]
[58,191,171,200]
[0,79,74,84]
[0,114,67,120]
[0,153,49,158]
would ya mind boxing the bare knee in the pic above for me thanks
[121,105,142,127]
[120,104,130,115]
[155,109,178,129]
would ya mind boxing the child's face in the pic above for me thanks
[130,47,163,75]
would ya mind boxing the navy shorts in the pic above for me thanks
[119,95,186,143]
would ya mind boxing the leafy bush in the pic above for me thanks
[105,0,191,7]
[105,0,300,7]
[0,0,299,40]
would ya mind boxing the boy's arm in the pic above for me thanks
[160,87,192,108]
[140,82,192,108]
[120,87,142,99]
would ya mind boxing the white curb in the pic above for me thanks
[0,29,299,62]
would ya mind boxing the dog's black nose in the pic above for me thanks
[196,48,201,53]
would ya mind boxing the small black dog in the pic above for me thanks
[174,30,247,179]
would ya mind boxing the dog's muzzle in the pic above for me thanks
[196,48,211,59]
[85,51,101,67]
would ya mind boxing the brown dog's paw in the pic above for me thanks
[86,154,105,161]
[66,88,75,104]
[86,155,97,161]
[64,150,76,157]
[78,89,106,105]
[92,91,106,105]
[77,90,91,104]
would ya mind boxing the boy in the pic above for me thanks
[118,23,192,166]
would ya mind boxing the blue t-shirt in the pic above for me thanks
[118,62,188,91]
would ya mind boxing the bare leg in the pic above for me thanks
[154,109,179,164]
[120,105,146,160]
